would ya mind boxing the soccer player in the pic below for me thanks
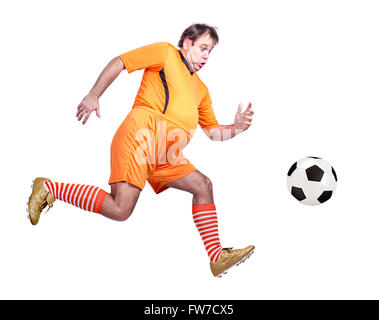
[27,24,255,277]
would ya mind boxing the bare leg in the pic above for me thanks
[165,170,213,205]
[101,181,141,221]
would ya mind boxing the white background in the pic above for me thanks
[1,0,379,299]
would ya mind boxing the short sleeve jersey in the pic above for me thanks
[119,42,219,132]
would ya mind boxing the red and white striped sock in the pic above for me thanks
[44,180,107,214]
[192,203,223,263]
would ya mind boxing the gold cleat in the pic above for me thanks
[27,177,55,225]
[210,245,255,277]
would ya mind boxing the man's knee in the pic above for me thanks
[113,206,133,221]
[107,182,140,221]
[195,175,213,195]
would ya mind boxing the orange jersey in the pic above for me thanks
[119,42,219,133]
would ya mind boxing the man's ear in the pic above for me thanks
[183,38,193,50]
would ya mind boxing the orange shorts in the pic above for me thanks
[109,105,197,194]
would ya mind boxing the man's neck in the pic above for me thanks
[179,48,194,75]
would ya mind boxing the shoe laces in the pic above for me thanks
[39,200,53,215]
[45,204,53,214]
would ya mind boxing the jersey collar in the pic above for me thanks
[178,50,194,75]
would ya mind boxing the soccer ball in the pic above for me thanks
[287,157,337,206]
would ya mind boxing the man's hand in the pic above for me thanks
[234,102,254,131]
[203,102,255,141]
[76,94,101,125]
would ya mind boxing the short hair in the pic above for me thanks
[178,23,219,48]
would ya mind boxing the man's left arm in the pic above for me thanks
[203,102,254,141]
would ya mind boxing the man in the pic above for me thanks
[27,24,255,277]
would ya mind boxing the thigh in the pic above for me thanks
[165,170,214,205]
[164,170,208,193]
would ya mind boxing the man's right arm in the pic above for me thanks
[77,42,168,125]
[76,56,124,125]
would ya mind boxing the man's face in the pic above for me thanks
[182,33,215,73]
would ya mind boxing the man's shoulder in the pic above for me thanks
[151,42,180,57]
[153,42,177,51]
[165,42,182,57]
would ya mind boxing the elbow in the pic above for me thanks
[204,128,222,141]
[112,56,125,71]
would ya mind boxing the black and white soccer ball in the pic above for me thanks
[287,157,337,205]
